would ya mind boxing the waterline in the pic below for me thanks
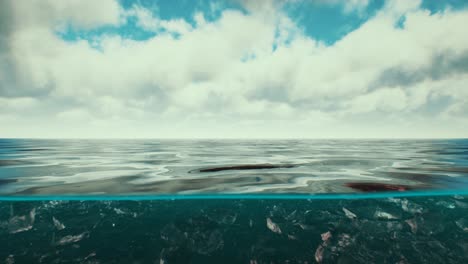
[1,189,468,201]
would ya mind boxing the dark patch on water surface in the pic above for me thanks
[0,159,32,167]
[0,179,16,186]
[16,148,49,152]
[0,142,49,150]
[419,150,468,155]
[398,166,468,174]
[192,164,296,173]
[345,182,413,192]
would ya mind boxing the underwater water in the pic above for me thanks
[1,197,468,263]
[1,139,468,263]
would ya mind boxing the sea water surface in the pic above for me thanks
[1,139,468,263]
[1,139,468,195]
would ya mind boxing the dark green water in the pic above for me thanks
[1,196,467,263]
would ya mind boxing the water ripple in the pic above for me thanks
[0,139,467,195]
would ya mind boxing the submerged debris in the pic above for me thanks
[455,219,468,232]
[454,200,468,209]
[6,208,36,234]
[401,199,424,214]
[405,219,418,233]
[321,231,332,243]
[56,232,88,246]
[52,217,65,230]
[337,233,353,248]
[315,244,324,263]
[266,218,282,234]
[342,207,357,219]
[113,208,126,215]
[436,201,456,209]
[84,252,96,260]
[374,210,398,220]
[159,247,179,264]
[315,231,334,263]
[5,255,14,264]
[285,210,297,221]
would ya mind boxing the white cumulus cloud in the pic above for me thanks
[0,0,467,138]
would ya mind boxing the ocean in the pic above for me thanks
[1,139,468,263]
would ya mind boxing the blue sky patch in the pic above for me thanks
[55,0,468,47]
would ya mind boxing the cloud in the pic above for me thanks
[0,0,468,138]
[346,87,408,114]
[384,0,422,15]
[0,97,38,111]
[312,0,371,14]
[11,0,121,30]
[0,0,122,97]
[127,5,193,35]
[343,0,370,13]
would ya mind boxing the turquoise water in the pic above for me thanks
[1,139,468,263]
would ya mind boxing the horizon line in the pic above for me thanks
[1,137,467,140]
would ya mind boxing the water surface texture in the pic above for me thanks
[1,139,468,196]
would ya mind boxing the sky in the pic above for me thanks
[0,0,468,139]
